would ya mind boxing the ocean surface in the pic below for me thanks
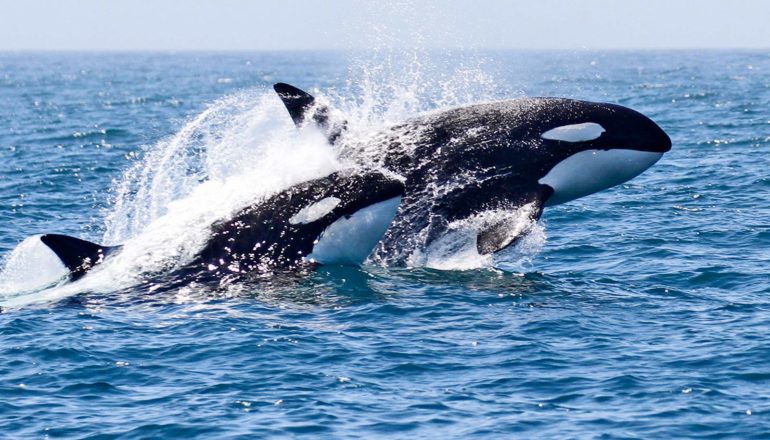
[0,50,769,438]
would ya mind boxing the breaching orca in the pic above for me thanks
[37,170,404,281]
[273,83,671,263]
[25,82,670,283]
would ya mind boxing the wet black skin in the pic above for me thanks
[194,170,403,276]
[274,83,671,263]
[347,98,672,262]
[36,86,672,282]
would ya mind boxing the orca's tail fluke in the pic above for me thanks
[273,83,347,144]
[39,234,121,280]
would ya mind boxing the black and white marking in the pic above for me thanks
[26,84,671,283]
[274,84,671,262]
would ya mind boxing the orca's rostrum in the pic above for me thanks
[33,83,671,281]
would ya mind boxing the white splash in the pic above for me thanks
[0,90,343,308]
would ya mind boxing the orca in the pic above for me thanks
[273,83,671,263]
[36,170,404,281]
[20,83,671,284]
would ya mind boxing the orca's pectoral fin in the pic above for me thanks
[273,83,346,144]
[39,234,121,280]
[476,199,545,254]
[469,184,550,255]
[426,180,551,256]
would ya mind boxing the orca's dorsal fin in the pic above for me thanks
[39,234,121,280]
[273,83,346,144]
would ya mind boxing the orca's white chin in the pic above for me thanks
[539,149,664,206]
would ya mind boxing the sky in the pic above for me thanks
[0,0,768,51]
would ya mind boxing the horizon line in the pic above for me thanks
[0,47,768,54]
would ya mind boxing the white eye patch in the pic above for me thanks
[541,122,605,142]
[289,197,341,224]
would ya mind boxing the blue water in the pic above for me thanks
[1,50,770,438]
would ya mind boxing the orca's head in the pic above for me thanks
[282,170,405,266]
[525,99,671,206]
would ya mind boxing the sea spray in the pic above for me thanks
[0,89,342,306]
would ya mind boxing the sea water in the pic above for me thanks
[0,50,769,438]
